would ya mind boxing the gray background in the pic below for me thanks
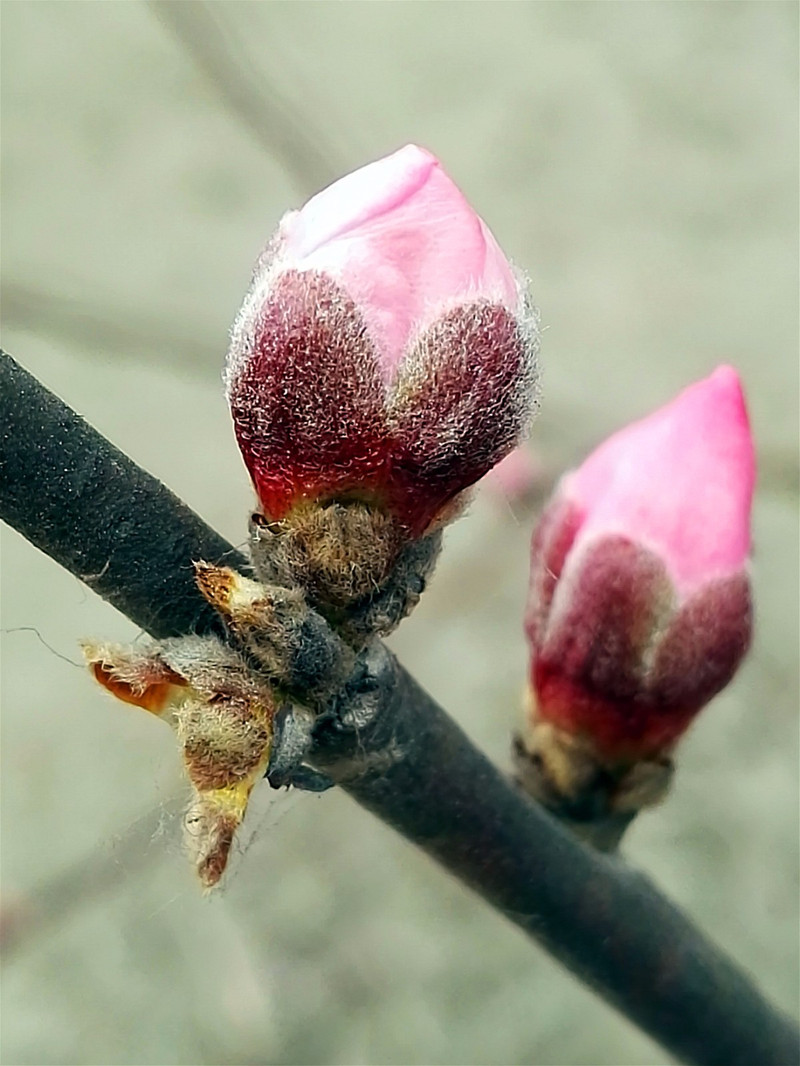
[1,3,798,1064]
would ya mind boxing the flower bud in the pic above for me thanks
[516,368,755,822]
[226,145,539,542]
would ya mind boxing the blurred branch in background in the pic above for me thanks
[149,0,344,195]
[0,280,221,372]
[2,349,798,1066]
[0,796,184,960]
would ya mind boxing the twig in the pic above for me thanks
[1,350,797,1066]
[0,351,245,639]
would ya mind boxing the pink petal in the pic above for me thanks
[279,145,519,381]
[564,366,755,594]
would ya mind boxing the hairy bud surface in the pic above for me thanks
[226,144,540,540]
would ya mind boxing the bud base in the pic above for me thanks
[513,706,674,850]
[249,499,441,644]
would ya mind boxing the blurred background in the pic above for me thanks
[1,3,797,1064]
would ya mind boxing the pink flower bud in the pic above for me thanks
[226,144,539,537]
[525,367,755,760]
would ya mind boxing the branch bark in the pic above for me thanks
[1,350,797,1066]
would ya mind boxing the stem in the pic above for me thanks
[558,811,635,852]
[2,350,797,1066]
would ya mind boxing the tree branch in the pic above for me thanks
[1,350,797,1066]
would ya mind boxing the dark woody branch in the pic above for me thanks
[1,350,797,1066]
[0,351,246,640]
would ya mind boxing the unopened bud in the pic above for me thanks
[517,367,755,823]
[226,145,539,621]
